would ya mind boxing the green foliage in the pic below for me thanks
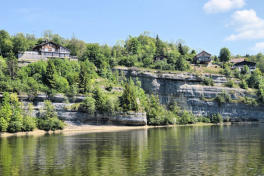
[118,55,137,67]
[0,117,8,132]
[222,65,232,77]
[119,79,139,112]
[79,97,96,114]
[239,79,248,89]
[45,59,56,89]
[37,100,64,131]
[203,77,214,86]
[210,113,223,124]
[197,116,211,123]
[178,111,196,124]
[247,68,262,89]
[219,48,231,62]
[0,93,36,132]
[215,91,232,105]
[79,60,97,93]
[241,65,250,75]
[146,95,177,125]
[242,96,258,106]
[225,79,235,88]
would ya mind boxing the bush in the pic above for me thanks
[177,110,195,125]
[119,79,139,112]
[215,91,232,105]
[37,100,64,131]
[225,79,235,88]
[79,97,96,114]
[210,113,223,124]
[197,116,211,123]
[242,97,258,106]
[22,116,36,131]
[0,117,8,132]
[239,79,248,89]
[54,75,70,93]
[203,77,214,86]
[38,118,64,131]
[8,121,23,133]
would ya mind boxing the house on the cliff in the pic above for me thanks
[18,41,78,66]
[232,60,256,72]
[193,51,212,65]
[230,58,256,71]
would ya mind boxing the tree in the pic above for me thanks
[219,48,231,62]
[119,79,139,112]
[12,33,29,55]
[45,60,56,89]
[248,68,262,88]
[79,60,97,93]
[37,100,64,131]
[125,37,140,55]
[6,52,18,79]
[0,30,13,57]
[155,35,165,60]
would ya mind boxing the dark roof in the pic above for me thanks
[33,41,70,51]
[195,51,211,58]
[234,61,256,67]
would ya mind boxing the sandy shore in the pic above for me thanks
[0,122,223,138]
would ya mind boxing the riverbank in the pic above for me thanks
[0,121,231,138]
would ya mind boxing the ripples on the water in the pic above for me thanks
[0,124,264,176]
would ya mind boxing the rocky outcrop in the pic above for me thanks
[114,67,264,121]
[16,94,147,126]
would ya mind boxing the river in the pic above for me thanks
[0,124,264,176]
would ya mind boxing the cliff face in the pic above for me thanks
[115,67,264,121]
[19,94,147,126]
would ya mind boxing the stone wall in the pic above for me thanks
[114,67,264,121]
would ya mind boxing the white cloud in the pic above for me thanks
[203,0,245,13]
[252,42,264,52]
[226,9,264,41]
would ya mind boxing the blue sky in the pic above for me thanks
[0,0,264,55]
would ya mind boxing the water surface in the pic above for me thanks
[1,124,264,176]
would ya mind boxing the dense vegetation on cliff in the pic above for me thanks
[1,29,264,129]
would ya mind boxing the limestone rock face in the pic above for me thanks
[114,67,264,121]
[15,94,147,126]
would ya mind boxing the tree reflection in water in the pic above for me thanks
[0,124,264,176]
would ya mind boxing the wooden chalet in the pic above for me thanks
[193,51,212,64]
[18,41,78,66]
[33,41,70,58]
[232,60,256,72]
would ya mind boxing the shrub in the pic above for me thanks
[105,83,113,92]
[215,91,232,105]
[54,75,70,93]
[197,116,211,123]
[119,79,139,112]
[177,110,195,125]
[239,79,248,89]
[22,116,36,131]
[0,117,8,132]
[8,121,23,133]
[203,77,214,86]
[223,66,232,77]
[37,100,64,131]
[225,79,235,88]
[79,97,96,114]
[210,113,223,124]
[242,97,258,106]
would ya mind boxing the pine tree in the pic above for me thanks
[45,59,56,89]
[155,35,164,60]
[119,79,139,112]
